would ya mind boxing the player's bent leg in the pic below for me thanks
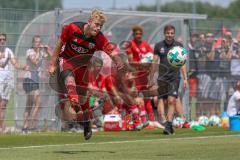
[60,70,80,109]
[65,76,79,105]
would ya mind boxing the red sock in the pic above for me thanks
[139,105,147,123]
[145,99,155,121]
[128,104,141,126]
[65,76,79,102]
[77,101,92,122]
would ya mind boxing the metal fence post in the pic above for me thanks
[183,19,191,121]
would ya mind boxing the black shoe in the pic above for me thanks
[22,128,29,134]
[83,121,92,140]
[160,120,167,127]
[29,128,38,132]
[163,122,174,135]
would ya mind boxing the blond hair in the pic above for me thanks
[89,9,107,23]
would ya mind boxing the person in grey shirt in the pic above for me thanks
[22,35,51,132]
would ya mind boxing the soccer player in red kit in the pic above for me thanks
[48,10,128,140]
[126,25,157,127]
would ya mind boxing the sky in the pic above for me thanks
[62,0,235,10]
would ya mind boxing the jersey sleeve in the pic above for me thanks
[60,24,72,43]
[96,34,117,55]
[7,48,15,59]
[26,49,33,58]
[102,76,114,91]
[125,42,133,55]
[154,43,159,55]
[145,42,153,53]
[236,92,240,101]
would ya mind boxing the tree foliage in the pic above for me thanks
[0,0,62,10]
[228,0,240,18]
[136,0,240,19]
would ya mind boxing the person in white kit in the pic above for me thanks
[227,80,240,116]
[0,32,28,132]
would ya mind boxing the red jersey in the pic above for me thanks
[60,22,110,59]
[88,73,106,89]
[102,75,114,92]
[126,39,153,62]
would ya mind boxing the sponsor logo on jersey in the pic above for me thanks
[71,44,89,54]
[89,42,95,49]
[160,47,165,54]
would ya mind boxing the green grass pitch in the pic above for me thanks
[0,127,240,160]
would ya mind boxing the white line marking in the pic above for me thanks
[0,134,239,150]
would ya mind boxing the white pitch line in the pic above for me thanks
[0,134,240,150]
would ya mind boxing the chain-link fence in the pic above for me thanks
[4,8,238,131]
[188,18,240,119]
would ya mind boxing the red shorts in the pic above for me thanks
[59,57,90,90]
[135,71,148,91]
[58,57,91,109]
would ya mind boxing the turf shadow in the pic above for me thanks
[53,150,115,155]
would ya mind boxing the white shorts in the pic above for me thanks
[0,80,14,100]
[227,107,240,117]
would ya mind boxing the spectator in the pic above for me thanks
[188,32,199,77]
[217,36,232,111]
[22,35,52,132]
[205,32,218,79]
[196,33,219,116]
[230,31,240,91]
[0,32,28,132]
[195,33,207,74]
[227,80,240,116]
[218,37,232,78]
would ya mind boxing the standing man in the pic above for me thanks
[48,10,131,140]
[150,25,188,135]
[0,32,28,132]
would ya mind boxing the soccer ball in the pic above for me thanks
[198,116,209,126]
[172,117,184,128]
[167,46,187,67]
[141,52,153,63]
[209,115,221,126]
